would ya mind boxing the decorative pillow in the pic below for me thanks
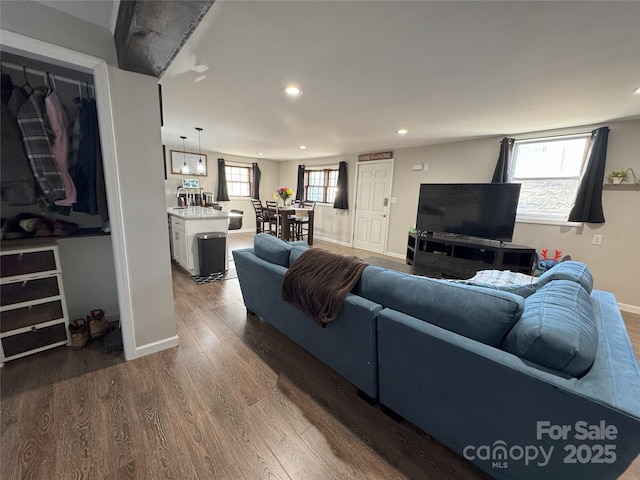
[358,266,524,347]
[537,261,593,294]
[501,279,598,377]
[254,233,292,267]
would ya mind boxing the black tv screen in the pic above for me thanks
[416,183,521,242]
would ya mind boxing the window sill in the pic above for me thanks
[516,216,583,228]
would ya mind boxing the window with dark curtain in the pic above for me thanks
[216,158,230,201]
[492,137,515,183]
[333,161,348,209]
[295,165,305,202]
[252,162,261,200]
[568,126,609,223]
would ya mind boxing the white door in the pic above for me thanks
[353,161,393,253]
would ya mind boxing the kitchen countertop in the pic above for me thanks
[167,207,243,220]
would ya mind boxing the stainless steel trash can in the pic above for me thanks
[197,232,226,275]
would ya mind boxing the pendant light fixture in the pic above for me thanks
[180,136,190,174]
[195,127,205,174]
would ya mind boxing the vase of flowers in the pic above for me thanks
[274,187,293,206]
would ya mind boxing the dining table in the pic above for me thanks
[275,207,315,245]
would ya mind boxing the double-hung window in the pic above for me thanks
[305,168,339,203]
[225,165,252,197]
[510,135,590,223]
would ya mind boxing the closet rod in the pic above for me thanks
[1,61,94,91]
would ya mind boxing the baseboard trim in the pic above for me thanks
[314,235,353,248]
[618,303,640,315]
[228,228,255,234]
[135,335,180,359]
[384,251,405,260]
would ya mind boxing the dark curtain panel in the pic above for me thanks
[216,157,230,201]
[568,127,610,223]
[333,161,349,209]
[295,165,305,202]
[491,137,515,182]
[251,162,261,200]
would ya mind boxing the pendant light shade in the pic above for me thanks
[196,127,205,174]
[180,136,189,174]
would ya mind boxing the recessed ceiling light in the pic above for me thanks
[397,129,408,135]
[634,86,640,95]
[283,86,303,96]
[257,152,264,156]
[299,145,307,150]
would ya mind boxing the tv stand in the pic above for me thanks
[406,232,535,279]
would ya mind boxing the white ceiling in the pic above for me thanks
[41,1,640,161]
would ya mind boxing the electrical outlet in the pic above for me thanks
[592,234,603,245]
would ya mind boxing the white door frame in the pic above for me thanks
[1,29,136,361]
[351,158,395,254]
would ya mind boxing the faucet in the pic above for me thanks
[177,187,188,207]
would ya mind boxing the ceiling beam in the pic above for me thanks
[114,0,215,77]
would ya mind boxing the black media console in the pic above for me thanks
[406,232,535,279]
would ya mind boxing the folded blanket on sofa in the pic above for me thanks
[282,248,368,326]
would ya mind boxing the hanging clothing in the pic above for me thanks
[72,97,106,216]
[17,86,65,204]
[1,104,36,205]
[45,89,77,206]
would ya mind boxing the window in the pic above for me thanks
[305,168,339,203]
[510,135,589,222]
[225,165,252,197]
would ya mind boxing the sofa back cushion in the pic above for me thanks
[537,261,593,293]
[254,233,292,267]
[501,279,598,377]
[357,266,524,347]
[289,244,309,265]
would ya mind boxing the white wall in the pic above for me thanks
[279,119,640,308]
[0,0,117,65]
[57,236,119,321]
[108,66,177,347]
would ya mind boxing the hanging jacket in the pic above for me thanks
[1,104,36,205]
[17,86,65,203]
[71,97,100,215]
[45,89,77,206]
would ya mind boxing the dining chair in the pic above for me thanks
[264,200,280,237]
[294,201,315,241]
[250,199,266,233]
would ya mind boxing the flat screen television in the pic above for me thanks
[416,183,521,242]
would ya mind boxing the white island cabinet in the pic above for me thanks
[168,207,242,275]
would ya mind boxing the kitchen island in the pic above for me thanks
[167,207,243,275]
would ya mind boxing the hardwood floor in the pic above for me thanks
[1,232,638,479]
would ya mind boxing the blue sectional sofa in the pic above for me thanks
[233,234,640,480]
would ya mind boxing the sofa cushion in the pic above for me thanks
[502,279,598,377]
[357,266,524,347]
[289,244,309,265]
[537,261,593,293]
[254,233,292,267]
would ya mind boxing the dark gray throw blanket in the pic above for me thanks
[282,248,368,326]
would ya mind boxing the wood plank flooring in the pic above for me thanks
[1,232,639,479]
